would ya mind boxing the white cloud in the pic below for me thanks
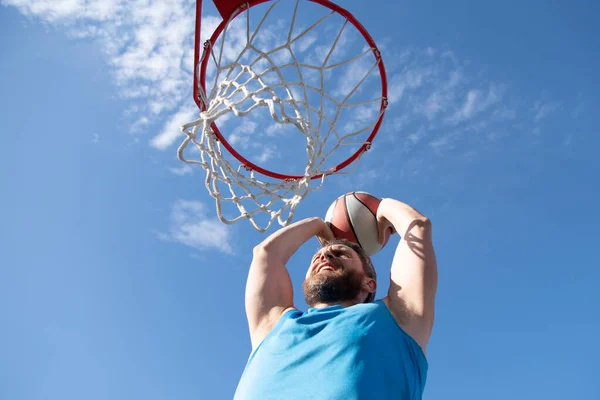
[388,67,433,105]
[130,116,150,133]
[159,199,233,254]
[571,93,584,119]
[571,102,584,119]
[407,126,427,146]
[205,15,248,66]
[3,0,204,144]
[228,120,258,149]
[430,134,453,153]
[420,92,444,121]
[492,107,517,121]
[150,104,198,150]
[388,114,410,134]
[417,70,461,121]
[335,166,387,191]
[307,21,352,68]
[168,165,193,176]
[533,101,561,122]
[333,56,374,98]
[293,32,318,53]
[6,0,572,198]
[563,132,574,146]
[265,123,285,136]
[228,133,250,149]
[255,147,278,163]
[446,85,501,125]
[3,0,384,161]
[2,0,121,22]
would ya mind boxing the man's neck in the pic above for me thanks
[310,300,358,309]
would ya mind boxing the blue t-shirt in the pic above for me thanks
[234,300,428,400]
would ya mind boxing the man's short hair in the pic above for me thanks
[321,239,377,303]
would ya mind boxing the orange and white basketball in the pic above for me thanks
[324,192,392,255]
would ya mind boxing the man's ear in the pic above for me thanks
[364,278,376,294]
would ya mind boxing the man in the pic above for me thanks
[234,198,438,399]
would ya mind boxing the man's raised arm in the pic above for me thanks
[377,199,438,352]
[246,217,333,349]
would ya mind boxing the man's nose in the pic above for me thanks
[318,249,334,261]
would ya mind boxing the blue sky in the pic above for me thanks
[1,0,599,399]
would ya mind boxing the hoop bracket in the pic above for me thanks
[213,0,251,19]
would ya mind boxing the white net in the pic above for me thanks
[179,0,386,232]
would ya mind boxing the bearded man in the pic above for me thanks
[234,198,438,399]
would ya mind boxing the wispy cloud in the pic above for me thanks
[340,42,577,195]
[4,0,386,178]
[492,106,517,121]
[6,0,578,207]
[228,120,259,150]
[150,104,198,150]
[388,66,433,105]
[533,100,561,122]
[418,70,461,121]
[571,93,585,119]
[333,53,378,99]
[335,166,387,192]
[2,0,121,22]
[168,165,193,176]
[255,147,279,163]
[571,102,584,119]
[130,116,150,133]
[446,85,501,125]
[429,133,455,153]
[158,199,233,254]
[3,0,202,146]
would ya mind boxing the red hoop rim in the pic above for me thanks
[193,0,388,181]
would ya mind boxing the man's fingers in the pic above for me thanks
[376,216,387,245]
[316,220,335,245]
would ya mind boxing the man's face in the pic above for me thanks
[302,244,367,307]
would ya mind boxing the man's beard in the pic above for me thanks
[302,267,364,307]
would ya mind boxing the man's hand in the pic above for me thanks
[316,221,336,246]
[376,212,395,245]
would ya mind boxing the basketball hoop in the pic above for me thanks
[179,0,387,232]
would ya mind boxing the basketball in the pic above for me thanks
[324,192,393,255]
